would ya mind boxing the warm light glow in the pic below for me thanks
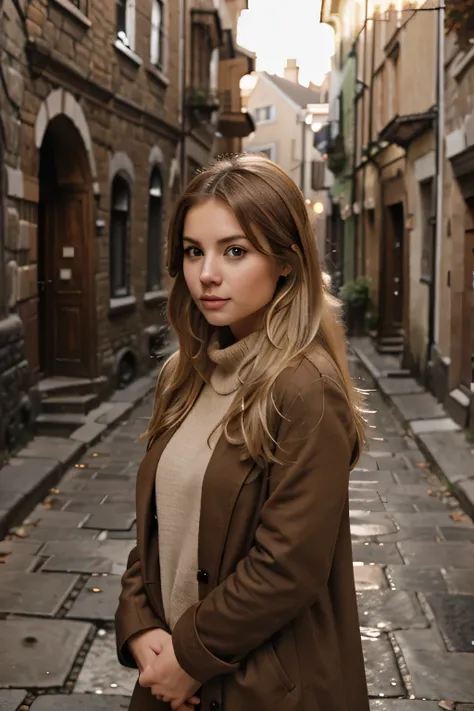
[311,121,323,133]
[305,114,313,125]
[313,201,324,215]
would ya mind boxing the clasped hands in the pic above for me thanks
[129,628,201,710]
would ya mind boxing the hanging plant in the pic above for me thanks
[445,0,474,50]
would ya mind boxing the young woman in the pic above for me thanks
[116,154,369,711]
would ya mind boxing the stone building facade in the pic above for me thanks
[0,0,252,453]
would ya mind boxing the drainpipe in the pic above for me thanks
[179,0,187,191]
[351,43,360,283]
[363,4,377,277]
[428,0,444,363]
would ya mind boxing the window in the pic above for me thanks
[150,0,164,69]
[116,0,135,50]
[147,167,163,292]
[255,106,276,124]
[110,176,130,298]
[246,143,276,162]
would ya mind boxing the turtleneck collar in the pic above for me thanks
[208,330,260,396]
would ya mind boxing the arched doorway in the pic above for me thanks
[38,115,96,378]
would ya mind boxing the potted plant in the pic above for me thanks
[445,0,474,51]
[339,276,371,337]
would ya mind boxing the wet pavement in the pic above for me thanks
[0,357,473,710]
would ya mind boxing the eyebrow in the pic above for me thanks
[182,235,248,246]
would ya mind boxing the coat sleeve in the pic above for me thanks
[171,369,356,684]
[115,545,169,668]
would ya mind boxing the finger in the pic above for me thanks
[188,697,200,705]
[139,667,154,688]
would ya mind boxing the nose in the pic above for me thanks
[200,255,222,286]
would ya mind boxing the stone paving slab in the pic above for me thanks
[424,594,474,652]
[417,432,474,485]
[97,402,133,426]
[0,690,27,711]
[391,394,445,422]
[41,555,114,575]
[410,418,461,435]
[25,510,90,528]
[17,438,84,464]
[385,566,448,593]
[352,541,404,565]
[17,527,99,542]
[67,575,122,621]
[397,541,474,568]
[0,618,92,688]
[0,553,39,572]
[30,696,131,711]
[357,590,427,630]
[82,509,136,532]
[40,540,135,567]
[402,649,474,702]
[362,634,405,697]
[370,702,441,711]
[350,511,398,537]
[74,631,137,696]
[0,571,79,616]
[394,628,445,652]
[354,564,388,591]
[378,377,425,396]
[376,528,444,543]
[109,377,154,404]
[391,512,473,529]
[70,423,108,445]
[442,568,474,594]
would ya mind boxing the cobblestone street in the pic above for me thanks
[0,356,473,711]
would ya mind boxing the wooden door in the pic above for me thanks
[382,202,405,334]
[43,187,95,378]
[461,224,474,388]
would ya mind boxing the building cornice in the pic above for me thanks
[26,38,181,142]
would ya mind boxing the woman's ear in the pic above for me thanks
[280,263,291,278]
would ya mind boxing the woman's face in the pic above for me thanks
[182,197,288,340]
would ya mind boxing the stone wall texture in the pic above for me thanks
[0,0,218,450]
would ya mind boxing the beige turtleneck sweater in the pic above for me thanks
[155,332,257,631]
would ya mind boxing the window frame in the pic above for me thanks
[255,105,276,124]
[245,143,277,162]
[110,175,131,300]
[116,0,136,51]
[150,0,165,71]
[147,166,164,293]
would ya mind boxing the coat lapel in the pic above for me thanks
[198,434,256,595]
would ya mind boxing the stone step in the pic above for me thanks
[41,393,100,415]
[34,413,88,438]
[377,344,404,355]
[38,376,109,399]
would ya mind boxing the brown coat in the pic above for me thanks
[115,348,370,711]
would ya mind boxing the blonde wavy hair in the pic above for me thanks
[145,154,366,467]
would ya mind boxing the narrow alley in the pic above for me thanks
[0,355,473,711]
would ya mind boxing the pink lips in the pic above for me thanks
[200,297,230,310]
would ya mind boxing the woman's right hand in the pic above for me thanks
[129,628,171,672]
[128,630,200,710]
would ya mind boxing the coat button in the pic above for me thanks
[210,702,220,711]
[197,569,209,584]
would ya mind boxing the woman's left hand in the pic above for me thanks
[139,636,201,710]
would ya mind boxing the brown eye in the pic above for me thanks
[227,247,246,258]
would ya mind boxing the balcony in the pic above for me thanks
[217,55,255,138]
[379,108,437,149]
[186,87,219,113]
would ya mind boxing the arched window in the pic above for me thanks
[147,167,163,292]
[110,175,131,298]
